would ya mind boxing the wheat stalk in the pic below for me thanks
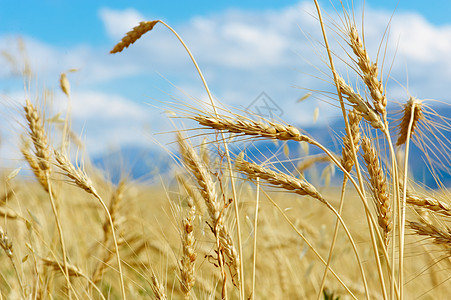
[23,99,73,297]
[54,150,126,299]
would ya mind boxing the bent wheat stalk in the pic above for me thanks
[24,99,72,297]
[235,155,369,295]
[111,21,245,297]
[312,2,387,299]
[54,150,126,300]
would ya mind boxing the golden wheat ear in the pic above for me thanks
[110,21,159,54]
[396,96,423,147]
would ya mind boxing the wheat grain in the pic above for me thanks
[150,274,168,300]
[180,201,196,299]
[396,97,424,146]
[0,227,13,258]
[405,190,451,217]
[361,136,392,246]
[336,76,384,129]
[341,109,362,172]
[193,114,311,142]
[348,25,387,114]
[409,221,451,249]
[24,99,51,173]
[235,155,324,202]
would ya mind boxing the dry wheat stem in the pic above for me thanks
[319,110,362,299]
[399,97,421,298]
[111,21,245,295]
[92,181,126,286]
[24,99,72,297]
[54,150,126,300]
[311,2,385,298]
[236,155,370,294]
[261,189,358,300]
[318,180,348,300]
[157,21,245,296]
[251,177,259,300]
[379,122,401,300]
[362,136,392,247]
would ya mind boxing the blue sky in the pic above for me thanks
[2,1,450,46]
[1,0,451,163]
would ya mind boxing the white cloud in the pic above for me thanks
[99,8,145,40]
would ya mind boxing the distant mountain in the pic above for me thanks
[92,146,175,184]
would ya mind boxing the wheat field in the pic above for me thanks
[1,1,451,299]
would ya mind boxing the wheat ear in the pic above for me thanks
[405,191,451,217]
[110,21,159,54]
[177,133,240,290]
[361,137,392,247]
[409,221,451,249]
[150,273,168,300]
[336,76,384,129]
[348,25,387,115]
[341,109,362,173]
[179,198,196,299]
[193,114,309,142]
[235,155,324,202]
[396,97,423,146]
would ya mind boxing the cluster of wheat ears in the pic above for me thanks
[1,0,451,299]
